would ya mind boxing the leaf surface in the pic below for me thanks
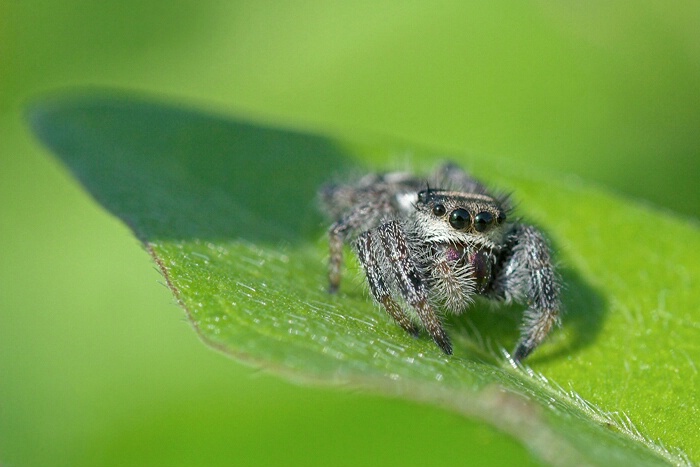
[30,93,699,467]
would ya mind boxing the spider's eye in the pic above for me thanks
[474,211,494,232]
[449,208,471,230]
[432,204,446,216]
[497,211,507,224]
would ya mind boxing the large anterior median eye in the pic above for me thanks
[449,208,471,230]
[474,211,494,232]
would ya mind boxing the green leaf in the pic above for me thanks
[29,93,699,467]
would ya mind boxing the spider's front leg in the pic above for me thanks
[357,220,452,355]
[492,224,561,362]
[356,231,419,337]
[327,202,387,293]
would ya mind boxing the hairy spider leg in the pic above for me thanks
[327,222,345,293]
[356,232,419,336]
[327,202,389,293]
[377,221,453,355]
[492,224,561,362]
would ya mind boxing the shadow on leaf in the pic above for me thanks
[29,92,353,243]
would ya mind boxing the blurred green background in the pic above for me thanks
[1,2,698,466]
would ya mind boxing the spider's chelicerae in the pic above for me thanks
[319,163,561,362]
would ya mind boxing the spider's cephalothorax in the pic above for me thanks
[319,163,561,362]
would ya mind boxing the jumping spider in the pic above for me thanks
[319,163,561,362]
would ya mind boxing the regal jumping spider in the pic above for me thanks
[319,163,561,362]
